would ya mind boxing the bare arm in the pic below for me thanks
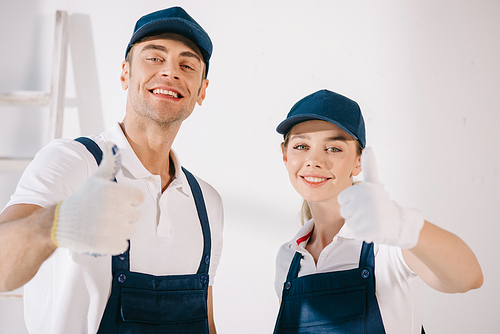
[207,285,217,334]
[0,204,57,292]
[402,220,483,293]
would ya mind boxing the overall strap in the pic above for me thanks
[359,242,375,268]
[75,137,103,164]
[75,138,212,274]
[359,241,377,295]
[74,137,129,271]
[277,251,302,306]
[286,252,303,282]
[182,167,212,275]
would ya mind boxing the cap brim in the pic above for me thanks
[276,115,359,141]
[126,18,212,63]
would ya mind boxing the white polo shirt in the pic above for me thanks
[6,123,224,334]
[274,219,423,334]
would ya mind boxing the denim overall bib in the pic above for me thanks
[273,242,386,334]
[75,137,211,334]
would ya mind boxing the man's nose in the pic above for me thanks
[160,61,179,79]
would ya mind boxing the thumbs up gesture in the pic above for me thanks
[338,147,424,249]
[53,142,144,255]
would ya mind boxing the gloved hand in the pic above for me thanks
[52,142,144,255]
[338,147,424,249]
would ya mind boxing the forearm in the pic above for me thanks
[403,221,483,293]
[0,205,57,292]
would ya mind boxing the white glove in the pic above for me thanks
[338,147,424,249]
[52,142,144,255]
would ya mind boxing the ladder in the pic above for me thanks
[0,11,70,303]
[0,10,69,171]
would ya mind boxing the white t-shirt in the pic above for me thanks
[274,219,423,334]
[5,123,224,334]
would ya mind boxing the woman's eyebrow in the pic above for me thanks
[290,134,351,142]
[325,136,349,142]
[290,134,310,140]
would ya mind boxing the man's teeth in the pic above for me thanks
[304,177,328,183]
[152,89,178,98]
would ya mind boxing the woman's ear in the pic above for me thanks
[351,152,362,176]
[282,143,288,165]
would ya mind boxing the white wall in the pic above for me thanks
[1,0,498,333]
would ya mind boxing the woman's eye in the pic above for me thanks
[293,144,308,150]
[327,147,341,153]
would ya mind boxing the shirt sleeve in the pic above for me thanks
[4,139,97,210]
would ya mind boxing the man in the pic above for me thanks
[0,7,223,333]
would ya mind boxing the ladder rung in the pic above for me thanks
[0,91,50,107]
[0,158,33,171]
[0,93,76,108]
[0,287,23,299]
[0,294,22,299]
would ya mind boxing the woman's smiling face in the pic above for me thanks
[283,120,362,204]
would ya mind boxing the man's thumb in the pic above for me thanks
[94,142,121,181]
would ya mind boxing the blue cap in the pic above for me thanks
[276,89,366,148]
[125,7,213,75]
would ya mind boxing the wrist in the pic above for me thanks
[50,201,63,247]
[30,205,58,253]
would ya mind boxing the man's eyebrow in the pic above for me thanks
[139,45,202,63]
[140,44,168,53]
[179,51,202,63]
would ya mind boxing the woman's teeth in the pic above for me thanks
[304,177,327,183]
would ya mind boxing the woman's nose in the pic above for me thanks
[306,150,324,168]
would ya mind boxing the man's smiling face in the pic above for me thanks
[121,32,209,127]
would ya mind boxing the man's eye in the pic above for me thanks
[148,57,162,62]
[181,64,193,70]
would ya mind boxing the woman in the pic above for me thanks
[273,89,483,334]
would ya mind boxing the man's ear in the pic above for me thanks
[197,79,209,106]
[120,61,130,90]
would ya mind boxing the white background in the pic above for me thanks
[0,0,498,333]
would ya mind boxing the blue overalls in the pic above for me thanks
[273,242,386,334]
[75,137,211,334]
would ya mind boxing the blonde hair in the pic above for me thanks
[300,200,313,225]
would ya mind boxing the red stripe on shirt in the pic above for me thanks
[296,231,313,245]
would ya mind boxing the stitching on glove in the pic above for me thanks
[51,201,63,247]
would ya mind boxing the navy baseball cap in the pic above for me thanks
[125,7,213,75]
[276,89,366,148]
